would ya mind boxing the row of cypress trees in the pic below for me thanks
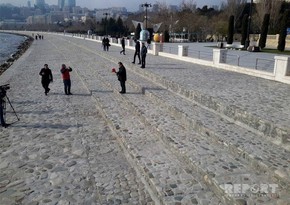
[226,10,289,51]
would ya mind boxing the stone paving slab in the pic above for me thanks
[1,32,290,204]
[117,68,290,186]
[55,34,290,204]
[88,54,290,204]
[0,34,154,204]
[77,37,290,146]
[70,43,223,205]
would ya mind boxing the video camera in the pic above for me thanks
[0,84,10,98]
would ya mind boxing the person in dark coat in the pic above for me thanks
[140,42,147,68]
[132,39,141,64]
[102,37,106,51]
[105,37,110,51]
[39,64,53,95]
[116,62,127,94]
[120,37,126,55]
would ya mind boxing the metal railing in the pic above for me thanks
[255,58,275,72]
[162,45,178,55]
[188,49,213,61]
[225,53,240,66]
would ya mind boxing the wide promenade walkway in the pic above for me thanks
[1,32,290,204]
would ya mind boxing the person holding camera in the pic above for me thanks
[0,89,6,127]
[60,64,73,95]
[39,64,53,95]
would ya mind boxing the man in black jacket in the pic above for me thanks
[140,42,147,68]
[39,64,53,95]
[132,39,141,64]
[116,62,127,94]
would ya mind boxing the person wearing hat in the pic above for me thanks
[39,64,53,95]
[116,62,127,94]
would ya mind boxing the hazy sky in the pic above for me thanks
[0,0,227,11]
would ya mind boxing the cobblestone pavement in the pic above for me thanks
[1,32,290,205]
[0,35,154,205]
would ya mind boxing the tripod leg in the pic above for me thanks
[5,95,20,121]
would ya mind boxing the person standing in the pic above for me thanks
[140,42,147,68]
[60,64,73,95]
[102,37,106,51]
[105,37,110,51]
[0,88,8,127]
[116,62,127,94]
[132,39,141,64]
[120,37,126,55]
[39,64,53,95]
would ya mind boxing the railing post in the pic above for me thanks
[274,56,290,80]
[178,45,188,57]
[213,49,227,65]
[152,42,162,56]
[126,39,133,47]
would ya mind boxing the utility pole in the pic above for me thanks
[141,2,152,29]
[103,12,110,36]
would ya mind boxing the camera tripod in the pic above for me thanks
[0,93,20,127]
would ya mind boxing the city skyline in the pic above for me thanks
[0,0,227,11]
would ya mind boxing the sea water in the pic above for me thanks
[0,32,27,64]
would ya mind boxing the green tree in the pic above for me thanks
[277,10,290,51]
[258,13,270,48]
[116,17,125,36]
[164,29,170,42]
[227,15,235,44]
[241,14,248,46]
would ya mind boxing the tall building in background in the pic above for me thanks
[58,0,65,10]
[63,0,76,12]
[64,0,76,8]
[27,1,31,8]
[35,0,45,8]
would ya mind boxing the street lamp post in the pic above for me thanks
[103,12,110,36]
[141,2,152,29]
[245,0,253,49]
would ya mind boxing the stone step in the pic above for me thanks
[57,38,288,204]
[134,64,290,147]
[90,63,290,204]
[124,67,290,189]
[74,61,223,204]
[92,45,290,150]
[89,49,290,193]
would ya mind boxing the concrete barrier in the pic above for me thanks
[178,45,188,57]
[274,56,290,82]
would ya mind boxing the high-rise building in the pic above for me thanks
[27,1,31,8]
[58,0,65,9]
[64,0,76,8]
[35,0,45,8]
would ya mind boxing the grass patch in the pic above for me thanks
[261,48,290,55]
